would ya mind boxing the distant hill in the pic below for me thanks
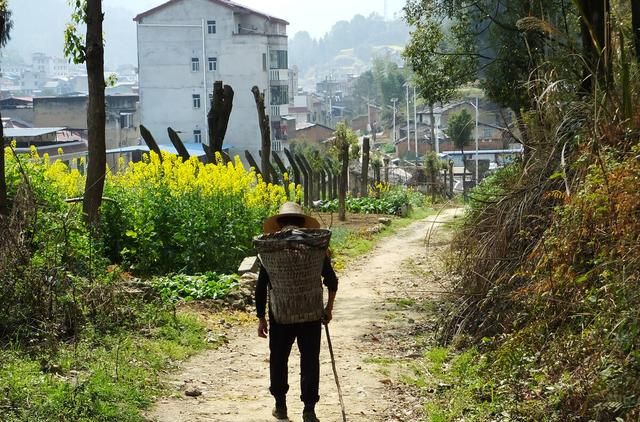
[289,13,409,89]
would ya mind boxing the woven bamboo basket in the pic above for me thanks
[253,229,331,324]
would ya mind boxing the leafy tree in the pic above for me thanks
[404,4,476,146]
[64,0,106,225]
[0,0,12,216]
[353,70,379,106]
[404,6,476,105]
[403,0,585,143]
[446,109,473,194]
[352,57,409,124]
[447,109,473,155]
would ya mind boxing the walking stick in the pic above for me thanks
[324,323,347,422]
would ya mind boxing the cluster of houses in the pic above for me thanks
[1,0,521,181]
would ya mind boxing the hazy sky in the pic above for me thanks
[2,0,409,68]
[120,0,408,38]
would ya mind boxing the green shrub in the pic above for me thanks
[101,153,286,275]
[152,272,239,302]
[319,186,426,215]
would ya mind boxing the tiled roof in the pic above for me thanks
[134,0,288,25]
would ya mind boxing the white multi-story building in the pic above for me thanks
[134,0,290,159]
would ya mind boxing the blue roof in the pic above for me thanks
[438,148,523,156]
[106,143,232,158]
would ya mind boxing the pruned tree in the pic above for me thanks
[332,122,358,221]
[208,81,234,153]
[251,86,271,184]
[167,127,190,161]
[140,124,163,160]
[360,137,370,197]
[0,0,13,216]
[64,0,106,225]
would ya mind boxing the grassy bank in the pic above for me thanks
[0,310,216,422]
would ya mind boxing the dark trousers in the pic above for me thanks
[269,319,322,408]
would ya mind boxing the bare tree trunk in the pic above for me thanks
[272,152,289,198]
[632,0,640,62]
[208,81,234,153]
[297,154,315,204]
[0,118,7,216]
[140,124,163,161]
[283,148,302,191]
[324,160,335,200]
[360,137,370,197]
[383,157,390,184]
[259,150,280,184]
[244,150,263,178]
[0,118,9,215]
[252,86,271,184]
[449,160,454,197]
[83,0,106,225]
[577,0,611,91]
[461,146,467,200]
[338,142,348,221]
[430,166,437,204]
[167,127,190,161]
[294,154,309,207]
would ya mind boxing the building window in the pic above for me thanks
[270,85,288,106]
[483,127,492,139]
[191,57,200,72]
[262,53,267,71]
[272,139,282,152]
[120,112,133,128]
[207,20,216,34]
[208,57,217,72]
[270,50,288,69]
[194,129,202,143]
[192,94,201,109]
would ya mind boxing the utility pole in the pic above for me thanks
[413,85,418,166]
[405,83,410,158]
[474,97,479,184]
[391,98,398,145]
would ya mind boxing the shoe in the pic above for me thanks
[272,406,288,420]
[302,411,320,422]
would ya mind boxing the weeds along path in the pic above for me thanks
[146,208,461,422]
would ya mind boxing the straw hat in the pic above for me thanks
[263,202,320,234]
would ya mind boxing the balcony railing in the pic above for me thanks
[270,105,288,118]
[269,69,288,82]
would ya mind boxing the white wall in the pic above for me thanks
[137,0,287,161]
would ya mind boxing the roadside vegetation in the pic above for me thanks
[397,1,640,420]
[0,141,433,419]
[0,149,285,420]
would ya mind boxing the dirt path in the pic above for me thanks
[146,208,461,422]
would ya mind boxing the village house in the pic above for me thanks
[1,95,140,153]
[396,98,518,159]
[134,0,290,161]
[3,126,88,172]
[292,122,334,145]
